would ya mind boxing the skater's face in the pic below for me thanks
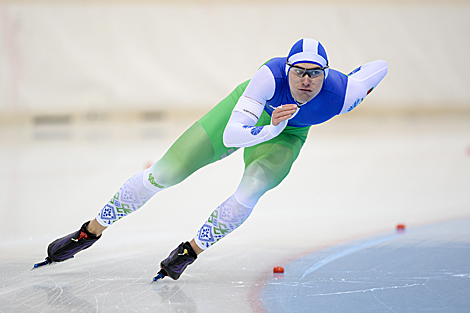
[288,63,324,104]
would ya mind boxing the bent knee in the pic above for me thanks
[147,163,191,189]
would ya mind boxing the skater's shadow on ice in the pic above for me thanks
[33,284,94,312]
[153,283,199,313]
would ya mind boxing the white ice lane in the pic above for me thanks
[0,236,272,313]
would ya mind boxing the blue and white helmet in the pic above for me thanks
[286,38,329,78]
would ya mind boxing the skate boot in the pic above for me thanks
[33,221,100,269]
[153,242,198,282]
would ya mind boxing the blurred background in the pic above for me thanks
[1,0,469,249]
[1,0,469,118]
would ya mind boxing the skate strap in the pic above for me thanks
[71,222,100,241]
[77,231,89,241]
[183,242,198,259]
[81,221,100,240]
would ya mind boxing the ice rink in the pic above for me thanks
[1,111,470,312]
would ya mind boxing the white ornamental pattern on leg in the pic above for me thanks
[195,195,253,249]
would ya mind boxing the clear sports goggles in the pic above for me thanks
[286,62,328,78]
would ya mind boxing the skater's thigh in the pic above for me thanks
[241,133,302,193]
[198,80,250,162]
[150,122,216,186]
[149,80,250,187]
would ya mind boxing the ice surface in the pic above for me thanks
[1,113,470,312]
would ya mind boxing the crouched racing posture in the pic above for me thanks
[37,38,388,281]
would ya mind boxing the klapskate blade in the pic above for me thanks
[31,256,74,271]
[151,272,166,283]
[31,259,51,270]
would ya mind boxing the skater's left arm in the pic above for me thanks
[339,60,388,114]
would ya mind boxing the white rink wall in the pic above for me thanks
[1,1,470,118]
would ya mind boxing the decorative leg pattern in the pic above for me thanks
[194,195,253,250]
[96,169,163,226]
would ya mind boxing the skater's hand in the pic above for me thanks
[272,104,297,126]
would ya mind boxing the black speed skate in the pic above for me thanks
[153,242,198,282]
[32,221,100,270]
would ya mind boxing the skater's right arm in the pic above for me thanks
[223,66,294,147]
